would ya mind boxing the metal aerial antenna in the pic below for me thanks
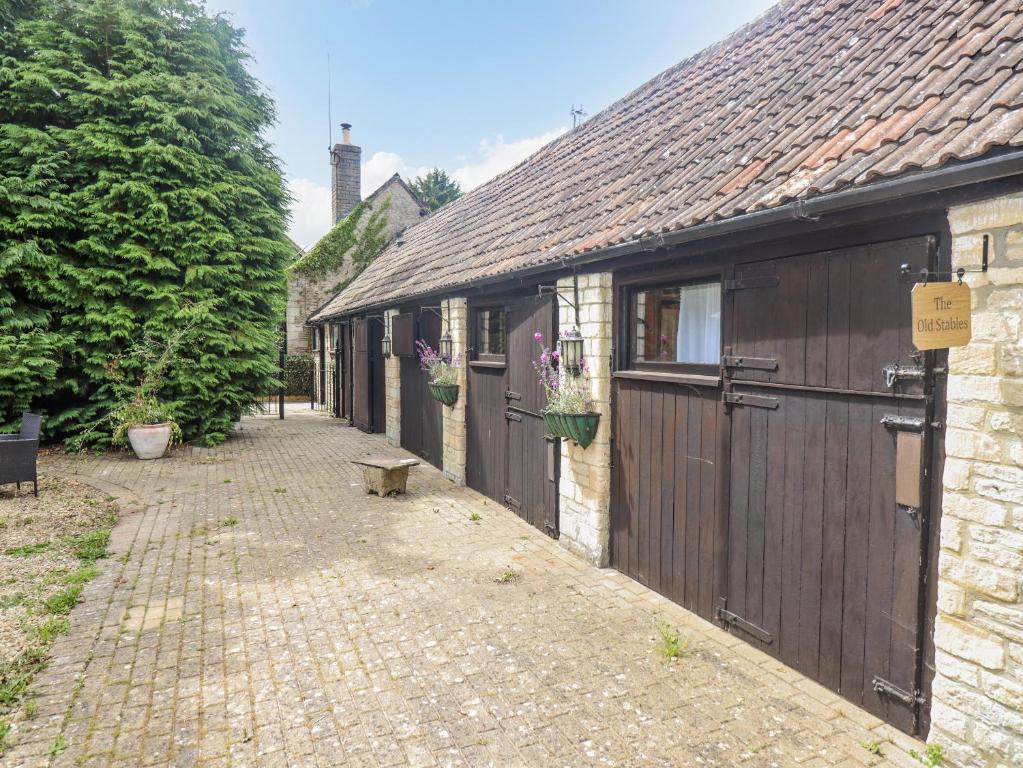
[570,104,586,129]
[327,50,333,148]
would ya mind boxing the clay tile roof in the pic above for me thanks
[312,0,1023,320]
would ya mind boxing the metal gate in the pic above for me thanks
[721,235,938,735]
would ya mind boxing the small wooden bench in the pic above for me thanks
[352,455,420,496]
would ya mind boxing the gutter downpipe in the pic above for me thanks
[326,150,1023,319]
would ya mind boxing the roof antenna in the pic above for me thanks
[570,104,586,129]
[326,50,333,149]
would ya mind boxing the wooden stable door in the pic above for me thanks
[723,235,938,735]
[400,310,443,468]
[352,318,372,432]
[466,294,558,537]
[504,295,558,535]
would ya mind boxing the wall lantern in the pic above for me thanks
[330,323,340,352]
[381,312,392,358]
[439,299,453,362]
[558,327,584,377]
[539,274,585,377]
[439,331,453,362]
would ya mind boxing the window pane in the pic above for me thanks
[476,309,506,356]
[633,281,720,365]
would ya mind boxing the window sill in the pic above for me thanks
[613,370,721,388]
[468,359,507,370]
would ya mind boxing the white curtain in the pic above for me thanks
[676,282,720,364]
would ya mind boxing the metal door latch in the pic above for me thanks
[883,364,926,389]
[871,676,924,708]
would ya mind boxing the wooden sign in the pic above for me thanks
[911,281,972,351]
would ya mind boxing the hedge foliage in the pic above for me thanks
[282,354,313,398]
[0,0,290,445]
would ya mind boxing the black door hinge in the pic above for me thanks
[723,391,779,410]
[722,355,778,372]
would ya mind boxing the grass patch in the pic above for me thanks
[34,617,70,643]
[273,486,286,494]
[5,542,51,558]
[469,512,481,523]
[0,480,118,755]
[495,569,517,584]
[49,734,66,756]
[68,520,114,563]
[656,620,691,661]
[43,585,82,616]
[222,516,239,527]
[860,741,883,756]
[910,744,944,767]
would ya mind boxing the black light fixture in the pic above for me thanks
[439,299,453,362]
[381,334,391,358]
[559,327,584,377]
[330,323,340,351]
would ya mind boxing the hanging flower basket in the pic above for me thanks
[429,383,459,406]
[543,411,600,449]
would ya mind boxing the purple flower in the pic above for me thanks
[534,331,543,342]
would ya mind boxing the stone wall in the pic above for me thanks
[556,272,613,566]
[931,192,1023,766]
[441,298,468,484]
[384,309,401,446]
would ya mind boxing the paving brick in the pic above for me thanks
[2,410,923,766]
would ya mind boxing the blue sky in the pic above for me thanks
[206,0,777,248]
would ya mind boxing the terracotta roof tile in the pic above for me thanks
[312,0,1023,320]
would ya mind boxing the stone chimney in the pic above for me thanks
[330,122,361,224]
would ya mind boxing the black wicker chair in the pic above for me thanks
[0,412,42,496]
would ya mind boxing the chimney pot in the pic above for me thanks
[340,123,352,144]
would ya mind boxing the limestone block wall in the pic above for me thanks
[441,298,468,484]
[931,192,1023,766]
[384,309,401,446]
[556,272,613,566]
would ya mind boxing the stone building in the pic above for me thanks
[308,2,1023,764]
[284,125,426,358]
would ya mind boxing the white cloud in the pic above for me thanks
[451,128,567,191]
[361,151,429,197]
[286,177,331,250]
[286,127,566,248]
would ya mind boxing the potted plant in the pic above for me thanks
[101,326,189,459]
[111,395,182,460]
[533,331,600,448]
[416,339,461,406]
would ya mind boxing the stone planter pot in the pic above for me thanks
[428,383,459,407]
[543,411,600,449]
[127,423,172,460]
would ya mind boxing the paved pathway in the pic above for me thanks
[7,411,926,767]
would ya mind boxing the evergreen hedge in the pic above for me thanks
[0,0,290,445]
[282,354,313,398]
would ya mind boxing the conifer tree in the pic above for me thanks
[0,0,291,445]
[410,168,461,212]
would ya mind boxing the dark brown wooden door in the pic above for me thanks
[723,235,938,735]
[369,320,386,433]
[504,295,558,535]
[610,379,723,622]
[400,310,443,468]
[352,318,372,432]
[466,294,558,536]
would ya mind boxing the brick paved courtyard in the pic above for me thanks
[6,411,928,767]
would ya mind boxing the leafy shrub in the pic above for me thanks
[282,354,314,397]
[0,0,290,445]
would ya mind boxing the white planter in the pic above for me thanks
[127,423,172,460]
